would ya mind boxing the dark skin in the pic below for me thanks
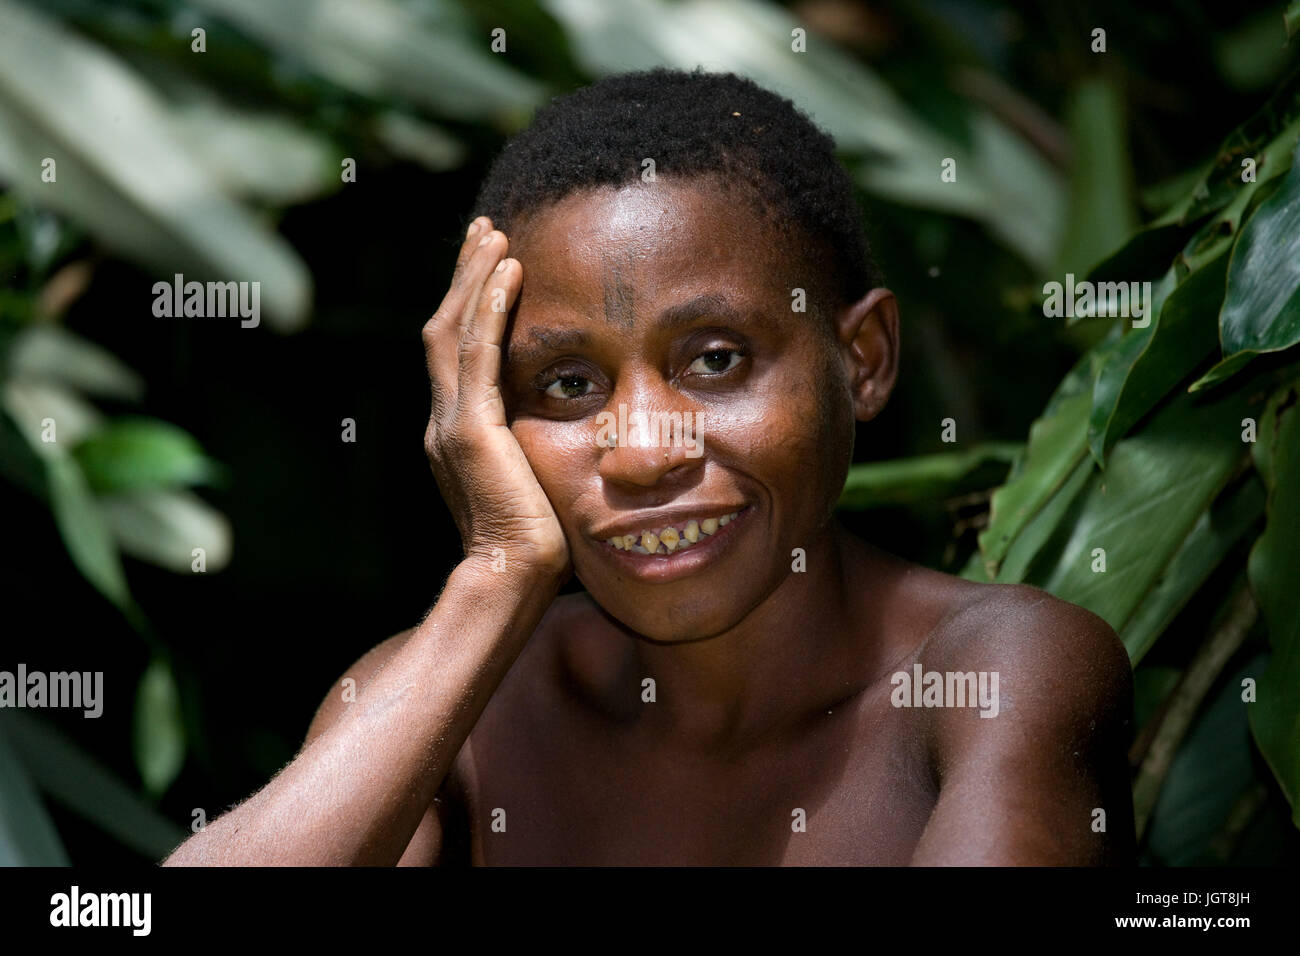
[162,175,1135,866]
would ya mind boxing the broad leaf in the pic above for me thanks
[1121,476,1266,665]
[1088,255,1225,464]
[190,0,544,122]
[978,388,1091,576]
[838,443,1020,509]
[98,488,232,574]
[1180,65,1300,225]
[44,454,131,610]
[995,456,1093,584]
[1055,76,1137,277]
[1147,655,1264,865]
[73,417,223,494]
[1246,383,1300,822]
[133,657,186,799]
[0,0,311,330]
[5,710,185,860]
[5,324,144,402]
[0,722,69,865]
[1029,380,1262,633]
[1218,139,1300,361]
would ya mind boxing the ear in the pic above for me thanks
[835,287,900,422]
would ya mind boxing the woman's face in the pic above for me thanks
[501,177,860,642]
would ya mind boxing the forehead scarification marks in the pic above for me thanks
[601,246,637,329]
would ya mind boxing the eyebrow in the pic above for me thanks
[506,292,757,369]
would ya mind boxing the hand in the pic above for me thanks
[422,217,570,577]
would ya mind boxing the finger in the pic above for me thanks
[457,256,519,422]
[425,226,505,406]
[449,216,493,296]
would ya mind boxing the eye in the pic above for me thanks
[544,374,594,399]
[688,348,743,375]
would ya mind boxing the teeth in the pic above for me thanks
[660,527,680,552]
[606,509,745,554]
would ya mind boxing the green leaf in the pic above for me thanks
[0,0,312,331]
[1179,65,1300,225]
[372,112,466,172]
[1246,384,1300,823]
[190,0,544,122]
[1147,655,1264,865]
[98,488,232,573]
[73,417,223,494]
[1088,254,1226,464]
[1190,350,1258,393]
[2,380,103,451]
[46,454,132,610]
[133,657,186,800]
[169,100,342,205]
[5,325,144,402]
[0,721,69,865]
[1286,1,1300,40]
[995,455,1093,584]
[1055,76,1137,277]
[1029,380,1263,633]
[1218,139,1300,360]
[1133,665,1182,730]
[1120,476,1266,665]
[1,379,135,610]
[978,388,1091,576]
[837,443,1021,509]
[4,710,185,860]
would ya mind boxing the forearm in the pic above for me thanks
[162,556,562,866]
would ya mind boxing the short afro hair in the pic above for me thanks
[469,66,880,315]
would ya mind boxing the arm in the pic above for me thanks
[910,588,1136,865]
[164,217,569,865]
[162,557,562,866]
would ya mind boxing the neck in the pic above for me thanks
[626,520,882,751]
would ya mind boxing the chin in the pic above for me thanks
[581,579,763,644]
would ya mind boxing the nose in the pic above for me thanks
[596,376,705,489]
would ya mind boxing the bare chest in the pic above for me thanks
[452,685,938,865]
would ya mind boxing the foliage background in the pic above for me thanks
[1,0,1298,865]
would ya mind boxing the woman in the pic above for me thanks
[163,68,1134,866]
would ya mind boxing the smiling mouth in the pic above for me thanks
[600,506,750,555]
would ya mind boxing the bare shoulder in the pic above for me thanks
[893,576,1138,863]
[910,576,1135,793]
[919,579,1132,719]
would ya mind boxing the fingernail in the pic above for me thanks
[478,231,494,247]
[467,219,481,239]
[495,259,509,273]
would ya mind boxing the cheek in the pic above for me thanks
[510,420,594,509]
[729,349,847,456]
[730,350,852,511]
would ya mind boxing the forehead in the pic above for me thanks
[508,178,792,321]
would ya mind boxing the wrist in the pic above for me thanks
[457,545,568,591]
